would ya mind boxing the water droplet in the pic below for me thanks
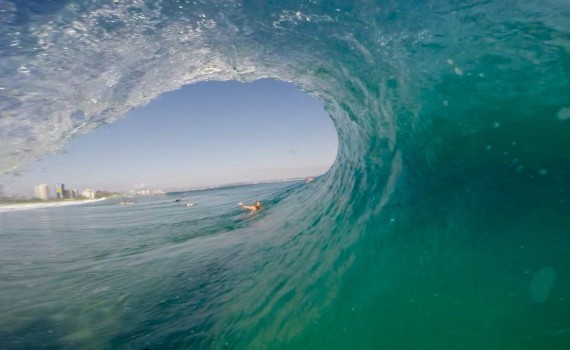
[446,59,454,65]
[556,107,570,121]
[454,67,463,75]
[493,122,501,128]
[17,66,30,74]
[539,169,548,176]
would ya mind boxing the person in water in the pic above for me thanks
[239,200,262,211]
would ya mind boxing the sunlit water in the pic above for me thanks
[0,182,307,348]
[1,0,570,349]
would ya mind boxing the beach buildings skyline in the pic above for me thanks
[28,183,86,201]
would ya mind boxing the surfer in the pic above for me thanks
[239,200,262,211]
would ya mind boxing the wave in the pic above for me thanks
[1,0,570,348]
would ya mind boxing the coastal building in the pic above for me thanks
[128,189,165,196]
[71,189,80,199]
[82,189,97,199]
[56,183,65,199]
[0,184,4,199]
[34,184,50,200]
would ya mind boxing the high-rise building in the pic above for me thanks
[56,183,65,199]
[70,189,80,199]
[34,184,49,200]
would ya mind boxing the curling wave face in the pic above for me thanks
[1,0,570,349]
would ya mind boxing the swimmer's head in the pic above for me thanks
[255,201,261,208]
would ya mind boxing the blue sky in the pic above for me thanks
[1,79,338,197]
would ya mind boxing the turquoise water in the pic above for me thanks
[0,182,308,348]
[1,0,570,349]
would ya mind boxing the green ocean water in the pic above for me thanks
[1,0,570,348]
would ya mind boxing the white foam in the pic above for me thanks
[0,198,106,213]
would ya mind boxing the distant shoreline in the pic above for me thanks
[0,198,107,213]
[167,177,309,194]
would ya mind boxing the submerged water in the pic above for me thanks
[1,0,570,349]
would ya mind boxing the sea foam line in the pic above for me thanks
[0,198,106,213]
